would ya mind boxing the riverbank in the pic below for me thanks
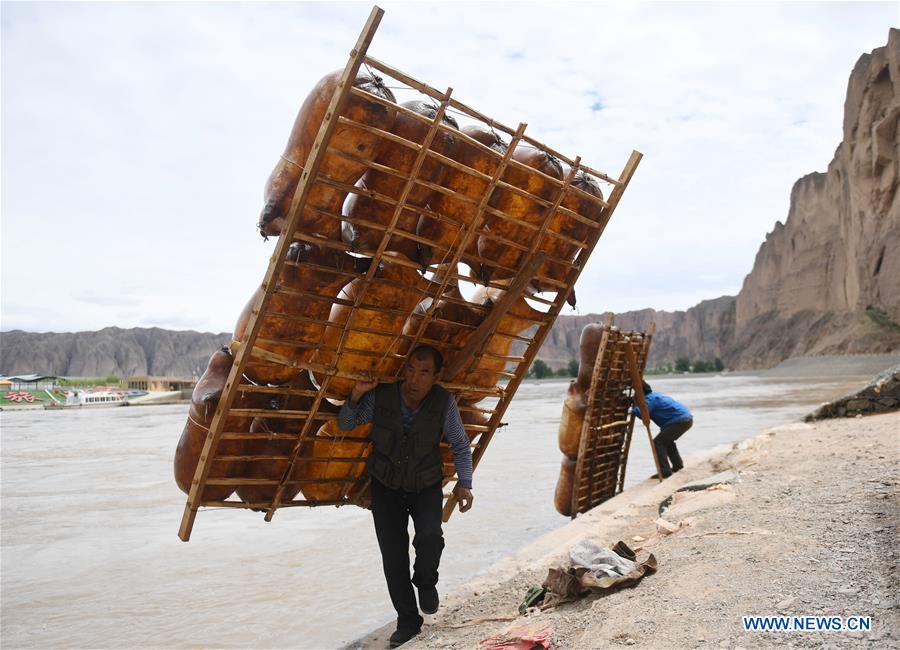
[349,412,898,649]
[0,390,188,411]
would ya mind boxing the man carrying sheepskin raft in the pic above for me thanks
[338,345,475,648]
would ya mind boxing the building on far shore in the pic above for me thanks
[127,376,196,392]
[0,375,61,391]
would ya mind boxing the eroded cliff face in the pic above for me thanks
[540,31,900,371]
[736,29,900,331]
[530,296,735,370]
[0,328,231,378]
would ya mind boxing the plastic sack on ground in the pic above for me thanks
[569,539,636,578]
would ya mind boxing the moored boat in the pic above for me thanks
[44,389,130,410]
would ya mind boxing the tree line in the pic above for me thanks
[642,357,726,374]
[527,358,579,379]
[527,356,726,379]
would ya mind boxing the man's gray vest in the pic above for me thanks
[367,382,450,492]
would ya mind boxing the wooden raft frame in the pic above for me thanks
[178,5,642,541]
[570,318,655,518]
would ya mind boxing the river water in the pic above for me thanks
[1,358,895,648]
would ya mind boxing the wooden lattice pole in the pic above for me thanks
[344,122,531,507]
[177,6,385,541]
[445,159,581,383]
[571,319,613,517]
[260,87,456,522]
[617,321,654,491]
[442,150,642,520]
[403,124,529,376]
[624,336,662,482]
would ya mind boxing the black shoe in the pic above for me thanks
[389,627,421,648]
[417,584,440,615]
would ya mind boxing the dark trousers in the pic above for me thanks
[371,477,445,631]
[654,418,693,477]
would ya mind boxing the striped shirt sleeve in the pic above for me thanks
[338,390,375,430]
[444,397,474,490]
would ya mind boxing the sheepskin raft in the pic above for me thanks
[176,7,642,541]
[554,318,655,518]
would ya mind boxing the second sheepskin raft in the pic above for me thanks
[555,319,654,517]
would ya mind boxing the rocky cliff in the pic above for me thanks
[729,29,900,366]
[530,296,736,370]
[739,32,899,325]
[0,328,231,378]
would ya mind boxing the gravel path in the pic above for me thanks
[349,412,899,649]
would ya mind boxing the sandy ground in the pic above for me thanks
[348,412,899,649]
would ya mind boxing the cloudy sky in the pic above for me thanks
[1,1,896,333]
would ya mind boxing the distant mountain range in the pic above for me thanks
[0,327,231,379]
[1,299,896,378]
[2,31,898,378]
[1,308,734,378]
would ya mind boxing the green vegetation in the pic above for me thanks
[57,376,123,387]
[649,357,725,374]
[691,357,725,373]
[528,354,725,379]
[529,359,552,379]
[527,358,579,379]
[866,306,900,332]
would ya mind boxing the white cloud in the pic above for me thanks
[1,1,895,332]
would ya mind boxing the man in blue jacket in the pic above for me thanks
[633,380,693,478]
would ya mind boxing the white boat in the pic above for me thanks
[44,389,130,410]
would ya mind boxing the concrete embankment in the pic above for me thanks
[126,390,189,406]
